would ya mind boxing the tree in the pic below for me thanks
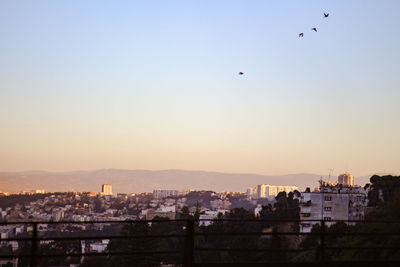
[179,206,192,220]
[368,175,400,206]
[196,208,262,263]
[108,222,157,267]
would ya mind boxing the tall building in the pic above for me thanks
[257,184,269,198]
[338,173,354,187]
[299,179,366,233]
[101,184,112,195]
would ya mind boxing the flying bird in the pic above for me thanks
[312,28,317,32]
[238,72,244,75]
[324,13,329,18]
[299,33,304,37]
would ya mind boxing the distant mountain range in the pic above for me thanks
[0,169,372,194]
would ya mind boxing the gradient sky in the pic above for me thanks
[0,0,399,177]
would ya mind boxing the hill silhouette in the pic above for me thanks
[0,169,370,194]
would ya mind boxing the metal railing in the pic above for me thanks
[0,219,400,267]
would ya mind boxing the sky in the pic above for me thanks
[0,0,399,177]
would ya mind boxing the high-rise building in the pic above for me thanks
[257,184,268,198]
[101,184,112,195]
[338,173,354,187]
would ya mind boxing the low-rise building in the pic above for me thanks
[153,190,179,199]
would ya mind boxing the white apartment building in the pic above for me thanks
[263,185,299,198]
[153,189,179,199]
[247,184,298,200]
[299,177,367,233]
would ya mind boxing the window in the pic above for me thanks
[324,196,332,201]
[324,207,332,211]
[301,213,311,217]
[324,217,331,221]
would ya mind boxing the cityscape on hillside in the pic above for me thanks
[2,172,396,267]
[0,173,363,224]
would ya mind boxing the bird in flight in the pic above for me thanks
[311,28,317,32]
[238,72,244,75]
[324,13,329,18]
[299,33,304,37]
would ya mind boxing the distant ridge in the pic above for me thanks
[0,169,371,194]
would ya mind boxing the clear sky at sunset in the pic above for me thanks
[0,0,399,177]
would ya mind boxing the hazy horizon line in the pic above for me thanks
[0,167,388,178]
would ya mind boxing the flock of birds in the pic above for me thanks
[238,12,330,76]
[299,12,329,38]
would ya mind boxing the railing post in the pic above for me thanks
[319,220,325,262]
[30,222,38,267]
[183,219,194,267]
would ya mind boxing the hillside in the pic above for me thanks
[0,169,370,194]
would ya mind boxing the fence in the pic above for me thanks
[1,219,400,267]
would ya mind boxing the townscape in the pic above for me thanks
[0,174,363,225]
[0,172,380,266]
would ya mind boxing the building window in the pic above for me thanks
[324,207,332,211]
[301,213,311,217]
[323,217,331,221]
[324,196,332,201]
